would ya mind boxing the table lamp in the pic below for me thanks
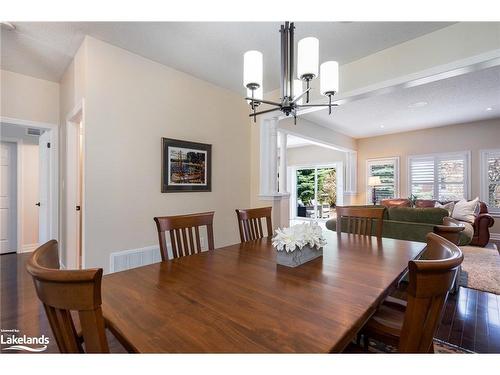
[368,176,382,205]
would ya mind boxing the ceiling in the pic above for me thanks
[302,65,500,138]
[1,22,453,94]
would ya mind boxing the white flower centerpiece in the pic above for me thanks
[272,222,327,267]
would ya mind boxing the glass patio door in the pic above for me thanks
[295,166,337,220]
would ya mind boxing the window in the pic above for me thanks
[408,152,469,201]
[366,157,399,204]
[480,149,500,214]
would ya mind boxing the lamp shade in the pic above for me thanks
[320,61,339,95]
[293,79,303,105]
[246,86,263,104]
[243,50,263,89]
[368,176,382,186]
[297,37,319,79]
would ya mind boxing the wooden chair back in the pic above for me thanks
[235,207,273,242]
[26,240,109,353]
[335,206,385,238]
[399,233,463,353]
[154,211,215,261]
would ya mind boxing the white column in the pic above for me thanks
[344,151,358,202]
[278,131,287,193]
[259,117,279,196]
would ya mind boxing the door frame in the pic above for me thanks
[288,162,344,221]
[65,100,86,269]
[0,137,22,253]
[0,116,59,252]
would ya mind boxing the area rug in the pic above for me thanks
[458,243,500,295]
[367,338,473,354]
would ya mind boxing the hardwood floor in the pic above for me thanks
[436,286,500,353]
[1,251,500,353]
[0,251,125,353]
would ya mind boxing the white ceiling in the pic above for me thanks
[302,65,500,138]
[1,22,453,94]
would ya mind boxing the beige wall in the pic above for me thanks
[72,37,251,272]
[21,143,39,247]
[355,118,500,234]
[1,69,59,124]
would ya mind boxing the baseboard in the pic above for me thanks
[20,243,39,253]
[109,245,162,274]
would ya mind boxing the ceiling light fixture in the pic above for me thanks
[243,22,339,124]
[380,125,385,128]
[486,107,493,111]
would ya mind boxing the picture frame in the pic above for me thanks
[161,138,212,193]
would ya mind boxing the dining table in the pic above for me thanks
[101,231,425,353]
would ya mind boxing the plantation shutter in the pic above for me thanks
[410,157,435,199]
[409,153,468,201]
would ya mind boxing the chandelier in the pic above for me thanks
[243,21,339,123]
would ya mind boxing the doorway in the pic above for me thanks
[65,103,85,269]
[0,118,59,254]
[289,163,343,222]
[0,141,18,254]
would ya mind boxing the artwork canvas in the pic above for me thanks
[162,138,212,192]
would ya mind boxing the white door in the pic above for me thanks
[0,141,17,254]
[38,131,51,244]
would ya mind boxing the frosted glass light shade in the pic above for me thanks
[320,61,339,95]
[243,50,263,89]
[246,86,263,104]
[293,80,303,105]
[297,37,319,79]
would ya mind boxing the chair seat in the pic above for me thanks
[362,302,405,349]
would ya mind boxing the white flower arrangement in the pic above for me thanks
[272,222,327,253]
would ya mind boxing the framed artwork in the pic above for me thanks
[161,138,212,192]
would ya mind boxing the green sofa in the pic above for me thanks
[325,205,473,246]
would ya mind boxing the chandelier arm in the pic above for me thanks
[297,103,339,107]
[244,98,282,107]
[291,88,311,104]
[248,107,282,118]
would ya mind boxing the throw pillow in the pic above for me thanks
[452,197,479,223]
[435,201,455,216]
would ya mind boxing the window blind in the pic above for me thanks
[409,153,468,201]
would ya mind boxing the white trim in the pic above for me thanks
[21,243,39,253]
[480,148,500,215]
[490,233,500,241]
[278,127,355,153]
[65,99,86,269]
[365,156,400,204]
[1,117,59,248]
[407,150,471,201]
[1,137,23,253]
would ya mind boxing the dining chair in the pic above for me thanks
[235,206,273,243]
[359,232,463,353]
[154,211,215,261]
[26,240,132,353]
[335,206,385,238]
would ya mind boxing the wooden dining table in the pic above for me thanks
[101,231,425,353]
